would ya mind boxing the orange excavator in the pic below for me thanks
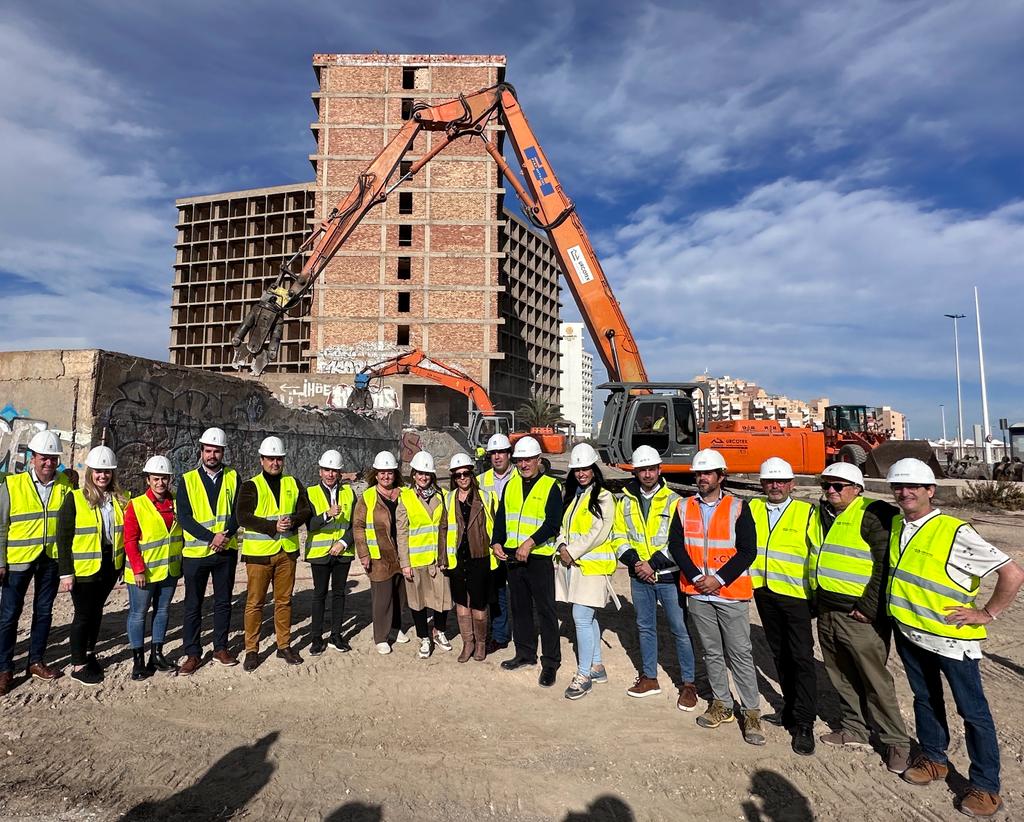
[232,82,824,475]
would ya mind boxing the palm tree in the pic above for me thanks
[517,396,562,430]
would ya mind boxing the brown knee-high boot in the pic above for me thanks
[471,609,488,661]
[456,608,475,663]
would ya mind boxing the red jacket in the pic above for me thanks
[123,489,175,576]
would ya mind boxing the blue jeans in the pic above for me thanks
[0,555,60,672]
[630,577,696,682]
[895,631,1000,793]
[572,604,603,677]
[492,584,510,644]
[127,577,179,648]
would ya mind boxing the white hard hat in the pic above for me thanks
[692,448,727,472]
[27,430,62,456]
[568,443,600,469]
[887,458,936,485]
[199,427,227,448]
[85,446,117,470]
[319,449,343,470]
[258,436,286,457]
[630,445,662,468]
[486,433,512,452]
[449,452,475,472]
[759,457,794,481]
[143,455,173,476]
[372,451,399,471]
[821,461,864,488]
[409,451,436,474]
[512,436,542,459]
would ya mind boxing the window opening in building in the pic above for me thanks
[399,192,413,215]
[401,99,414,120]
[398,224,412,246]
[397,292,411,312]
[400,160,413,176]
[402,67,418,90]
[397,257,411,280]
[397,325,411,345]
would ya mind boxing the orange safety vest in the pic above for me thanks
[678,494,752,601]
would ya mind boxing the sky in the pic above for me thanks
[1,0,1022,439]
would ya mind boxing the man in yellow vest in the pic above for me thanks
[176,427,241,676]
[749,457,816,755]
[491,436,563,687]
[887,458,1024,819]
[811,461,911,771]
[236,435,311,671]
[478,433,515,653]
[0,430,71,693]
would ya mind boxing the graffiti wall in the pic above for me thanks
[270,378,399,412]
[315,343,407,375]
[0,405,53,474]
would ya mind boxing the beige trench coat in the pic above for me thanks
[555,487,616,608]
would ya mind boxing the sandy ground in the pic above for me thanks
[0,503,1021,822]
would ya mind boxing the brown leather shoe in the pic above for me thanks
[0,671,12,696]
[276,647,303,665]
[677,682,698,712]
[212,649,239,667]
[958,786,1003,818]
[243,652,259,673]
[901,755,949,785]
[27,662,61,681]
[626,675,662,698]
[177,655,202,676]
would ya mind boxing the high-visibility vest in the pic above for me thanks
[242,474,300,557]
[361,487,386,560]
[749,498,814,600]
[810,496,873,597]
[679,495,752,600]
[5,471,71,564]
[305,483,355,560]
[124,494,182,585]
[178,468,238,558]
[562,486,616,575]
[887,513,985,640]
[501,473,559,556]
[611,483,681,566]
[477,467,516,514]
[70,489,125,576]
[444,488,496,571]
[400,488,444,568]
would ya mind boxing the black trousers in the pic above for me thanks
[181,550,238,657]
[508,555,560,669]
[754,587,817,728]
[69,557,118,665]
[411,607,449,639]
[310,558,352,640]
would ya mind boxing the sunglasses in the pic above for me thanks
[820,481,853,492]
[453,471,473,479]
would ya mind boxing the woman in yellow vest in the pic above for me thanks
[123,456,183,681]
[396,450,452,659]
[55,446,125,686]
[555,444,616,700]
[443,453,494,663]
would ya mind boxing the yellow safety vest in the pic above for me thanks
[502,473,559,556]
[478,467,516,514]
[178,467,238,558]
[611,483,681,564]
[887,514,985,640]
[400,488,444,568]
[444,488,496,571]
[124,495,182,585]
[70,489,125,576]
[361,487,385,560]
[562,486,616,575]
[305,483,355,560]
[242,474,300,557]
[749,498,814,600]
[810,496,873,597]
[5,471,71,564]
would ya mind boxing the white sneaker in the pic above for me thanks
[376,642,392,655]
[434,632,452,652]
[418,638,432,659]
[395,630,411,644]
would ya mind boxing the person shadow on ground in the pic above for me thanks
[119,731,279,820]
[324,801,383,821]
[563,794,635,821]
[741,770,814,822]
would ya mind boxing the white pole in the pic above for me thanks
[975,287,993,465]
[945,313,966,459]
[940,404,947,441]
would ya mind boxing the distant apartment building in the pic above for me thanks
[559,322,594,434]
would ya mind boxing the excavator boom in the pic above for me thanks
[347,349,495,414]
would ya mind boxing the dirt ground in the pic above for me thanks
[0,502,1021,822]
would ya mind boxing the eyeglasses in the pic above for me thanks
[891,483,926,491]
[453,471,473,479]
[762,479,792,486]
[820,481,853,492]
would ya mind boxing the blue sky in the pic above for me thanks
[2,1,1022,439]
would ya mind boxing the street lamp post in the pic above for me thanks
[940,404,947,441]
[974,287,994,465]
[945,313,966,459]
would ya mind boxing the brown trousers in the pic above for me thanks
[244,550,297,652]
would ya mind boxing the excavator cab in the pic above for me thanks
[596,383,707,469]
[468,410,516,450]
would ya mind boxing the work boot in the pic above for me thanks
[148,644,176,673]
[696,700,736,729]
[471,612,488,661]
[902,755,949,786]
[456,611,475,663]
[792,725,815,756]
[742,709,767,746]
[957,787,1003,818]
[131,649,152,681]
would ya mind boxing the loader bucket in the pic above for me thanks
[863,440,945,479]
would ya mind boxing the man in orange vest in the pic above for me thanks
[669,449,762,744]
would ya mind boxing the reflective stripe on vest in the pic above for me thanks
[70,489,125,576]
[611,484,681,567]
[5,471,71,563]
[811,496,873,596]
[362,487,383,560]
[679,495,752,600]
[305,483,355,560]
[444,488,496,571]
[178,468,238,558]
[748,498,813,599]
[502,473,559,556]
[563,486,616,576]
[887,514,985,640]
[124,494,182,585]
[400,488,444,567]
[242,474,299,556]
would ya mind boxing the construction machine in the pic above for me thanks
[231,82,824,475]
[824,404,943,478]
